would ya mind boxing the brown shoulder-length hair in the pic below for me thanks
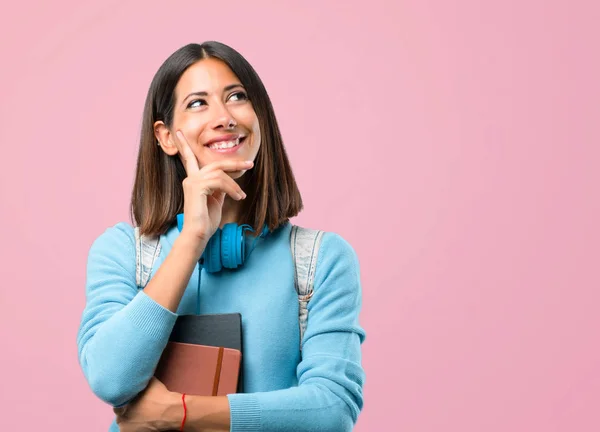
[131,41,303,237]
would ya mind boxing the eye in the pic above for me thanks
[187,99,206,109]
[228,91,248,102]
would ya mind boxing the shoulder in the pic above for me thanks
[319,231,358,260]
[317,230,360,279]
[90,222,135,250]
[87,222,136,270]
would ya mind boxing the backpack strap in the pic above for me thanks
[290,225,324,351]
[134,227,162,288]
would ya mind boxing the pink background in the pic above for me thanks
[1,0,599,430]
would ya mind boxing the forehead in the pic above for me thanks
[176,58,240,96]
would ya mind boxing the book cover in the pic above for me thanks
[155,313,244,394]
[155,341,241,396]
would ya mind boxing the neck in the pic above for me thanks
[219,195,243,228]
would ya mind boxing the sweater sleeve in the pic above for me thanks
[227,232,366,432]
[76,223,178,407]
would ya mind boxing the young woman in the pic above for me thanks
[77,41,366,432]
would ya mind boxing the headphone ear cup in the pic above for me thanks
[221,224,233,269]
[221,223,244,270]
[204,228,222,273]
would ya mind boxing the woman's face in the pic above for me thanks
[156,58,261,178]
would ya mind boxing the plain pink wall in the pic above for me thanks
[1,0,598,430]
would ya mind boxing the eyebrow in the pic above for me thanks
[182,84,245,105]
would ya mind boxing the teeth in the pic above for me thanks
[208,138,240,150]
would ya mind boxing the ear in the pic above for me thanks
[154,121,178,156]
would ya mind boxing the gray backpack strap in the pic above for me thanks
[134,227,162,288]
[290,225,325,351]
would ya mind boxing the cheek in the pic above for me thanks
[236,106,259,133]
[253,124,261,148]
[184,119,206,137]
[175,114,206,140]
[246,114,261,145]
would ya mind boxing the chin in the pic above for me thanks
[229,170,247,180]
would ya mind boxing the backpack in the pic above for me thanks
[134,224,324,351]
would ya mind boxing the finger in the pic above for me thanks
[200,175,246,200]
[175,131,201,174]
[204,177,246,201]
[201,159,254,174]
[210,170,248,199]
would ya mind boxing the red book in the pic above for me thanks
[155,341,242,396]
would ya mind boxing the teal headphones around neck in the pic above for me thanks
[176,213,269,273]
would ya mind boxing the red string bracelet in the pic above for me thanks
[180,393,187,431]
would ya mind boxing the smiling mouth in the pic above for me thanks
[206,136,247,150]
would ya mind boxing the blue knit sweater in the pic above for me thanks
[77,221,366,431]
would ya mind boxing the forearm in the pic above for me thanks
[162,381,357,432]
[143,234,206,312]
[149,377,358,432]
[226,379,358,432]
[184,396,230,432]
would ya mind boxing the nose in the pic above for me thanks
[210,103,237,130]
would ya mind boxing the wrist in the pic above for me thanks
[183,395,231,431]
[162,390,186,431]
[174,232,207,261]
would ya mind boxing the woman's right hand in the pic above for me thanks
[175,130,253,249]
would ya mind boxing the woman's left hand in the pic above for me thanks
[114,377,183,432]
